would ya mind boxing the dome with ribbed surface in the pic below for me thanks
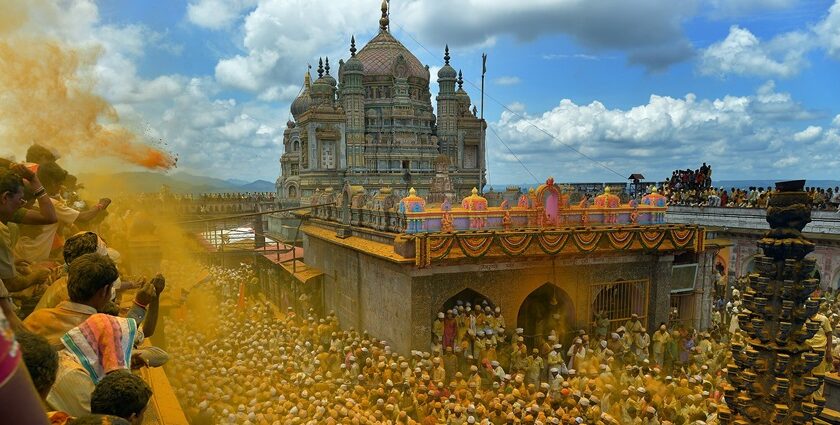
[356,31,428,81]
[290,72,312,120]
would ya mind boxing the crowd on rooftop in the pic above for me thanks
[661,164,840,211]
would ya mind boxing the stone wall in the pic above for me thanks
[304,236,415,353]
[304,232,679,354]
[407,253,674,352]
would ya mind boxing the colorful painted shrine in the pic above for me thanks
[399,178,668,234]
[398,188,427,233]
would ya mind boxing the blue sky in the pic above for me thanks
[2,0,840,185]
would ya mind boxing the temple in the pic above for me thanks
[276,0,486,208]
[290,177,708,354]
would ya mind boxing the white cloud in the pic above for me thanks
[212,0,382,98]
[793,126,822,142]
[493,76,521,86]
[395,0,697,71]
[187,0,257,30]
[816,0,840,59]
[487,82,828,183]
[506,102,526,113]
[833,114,840,127]
[699,26,811,78]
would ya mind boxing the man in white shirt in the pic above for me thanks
[14,162,110,264]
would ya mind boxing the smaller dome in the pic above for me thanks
[345,36,364,73]
[438,65,456,79]
[322,57,337,87]
[311,77,332,99]
[455,71,470,104]
[290,72,312,120]
[437,45,457,79]
[345,57,364,73]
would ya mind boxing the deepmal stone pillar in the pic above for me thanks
[721,180,825,424]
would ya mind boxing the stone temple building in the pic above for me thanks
[276,1,486,207]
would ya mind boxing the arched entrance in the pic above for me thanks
[741,255,757,276]
[441,288,495,312]
[517,283,574,350]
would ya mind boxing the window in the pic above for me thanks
[402,160,410,170]
[464,145,478,169]
[293,140,300,151]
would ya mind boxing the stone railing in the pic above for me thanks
[667,205,840,235]
[308,178,668,235]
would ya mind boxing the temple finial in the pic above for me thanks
[317,58,324,78]
[304,66,311,88]
[325,57,331,75]
[458,70,463,89]
[350,36,357,57]
[379,0,389,31]
[444,45,450,65]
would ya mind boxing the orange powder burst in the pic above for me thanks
[0,25,175,170]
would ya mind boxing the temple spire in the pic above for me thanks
[379,0,389,31]
[350,35,357,57]
[304,66,311,89]
[325,57,331,75]
[458,70,463,89]
[444,45,450,65]
[317,58,324,78]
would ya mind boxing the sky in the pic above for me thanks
[2,0,840,185]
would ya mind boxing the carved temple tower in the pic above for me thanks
[276,0,486,207]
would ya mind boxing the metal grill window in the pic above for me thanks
[669,293,697,328]
[590,279,650,332]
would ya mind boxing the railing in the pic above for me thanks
[402,205,667,234]
[309,203,668,235]
[667,205,840,235]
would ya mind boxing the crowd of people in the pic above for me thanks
[664,185,840,210]
[0,144,172,424]
[662,163,840,210]
[665,165,713,194]
[2,144,837,424]
[164,265,743,425]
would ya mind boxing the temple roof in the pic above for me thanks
[356,31,429,81]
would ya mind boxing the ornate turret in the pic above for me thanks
[311,58,334,102]
[594,186,620,208]
[322,57,337,88]
[455,70,471,111]
[437,45,457,81]
[344,36,364,73]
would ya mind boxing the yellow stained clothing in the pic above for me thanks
[23,300,96,349]
[33,275,69,311]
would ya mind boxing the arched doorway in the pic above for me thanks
[741,255,757,276]
[436,288,497,351]
[441,288,495,312]
[517,283,574,350]
[288,185,297,198]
